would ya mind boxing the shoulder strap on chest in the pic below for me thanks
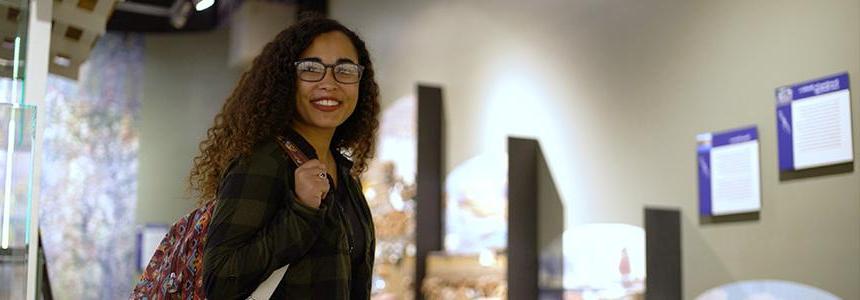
[275,135,310,167]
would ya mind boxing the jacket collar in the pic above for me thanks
[282,128,355,170]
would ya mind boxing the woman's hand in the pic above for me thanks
[294,159,329,209]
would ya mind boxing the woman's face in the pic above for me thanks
[293,31,360,133]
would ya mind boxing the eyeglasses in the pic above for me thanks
[294,60,365,84]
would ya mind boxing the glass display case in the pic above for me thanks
[0,103,37,299]
[0,0,36,298]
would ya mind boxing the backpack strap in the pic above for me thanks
[275,135,310,167]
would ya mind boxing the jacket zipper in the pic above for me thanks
[329,178,355,256]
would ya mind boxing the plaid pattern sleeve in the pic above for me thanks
[202,141,327,299]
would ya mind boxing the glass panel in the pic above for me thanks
[0,103,36,299]
[0,0,28,104]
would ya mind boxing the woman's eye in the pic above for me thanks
[336,67,358,75]
[299,63,324,72]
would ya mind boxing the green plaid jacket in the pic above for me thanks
[202,137,376,299]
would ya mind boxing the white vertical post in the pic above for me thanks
[24,0,51,298]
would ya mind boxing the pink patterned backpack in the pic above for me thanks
[131,200,215,299]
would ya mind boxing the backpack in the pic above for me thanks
[131,136,309,300]
[131,200,215,299]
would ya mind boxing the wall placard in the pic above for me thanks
[776,73,854,172]
[697,126,761,216]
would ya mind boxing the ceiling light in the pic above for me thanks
[194,0,214,11]
[53,55,72,67]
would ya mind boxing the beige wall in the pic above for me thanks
[137,29,241,224]
[331,0,860,298]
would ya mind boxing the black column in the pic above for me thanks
[645,208,682,300]
[507,137,539,299]
[415,85,444,300]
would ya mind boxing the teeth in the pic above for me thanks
[314,99,339,107]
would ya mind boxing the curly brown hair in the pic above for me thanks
[189,18,380,204]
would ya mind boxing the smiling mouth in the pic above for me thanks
[311,99,342,112]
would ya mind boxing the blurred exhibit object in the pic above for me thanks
[35,33,142,299]
[363,95,418,299]
[444,153,508,255]
[421,251,506,300]
[697,280,839,300]
[540,223,645,300]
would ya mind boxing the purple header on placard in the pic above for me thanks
[777,105,794,171]
[712,126,758,148]
[698,152,711,216]
[136,230,143,271]
[776,73,850,106]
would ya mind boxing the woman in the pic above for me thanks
[190,17,379,299]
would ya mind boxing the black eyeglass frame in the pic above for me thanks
[293,60,365,84]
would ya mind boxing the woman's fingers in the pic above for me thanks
[294,159,330,208]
